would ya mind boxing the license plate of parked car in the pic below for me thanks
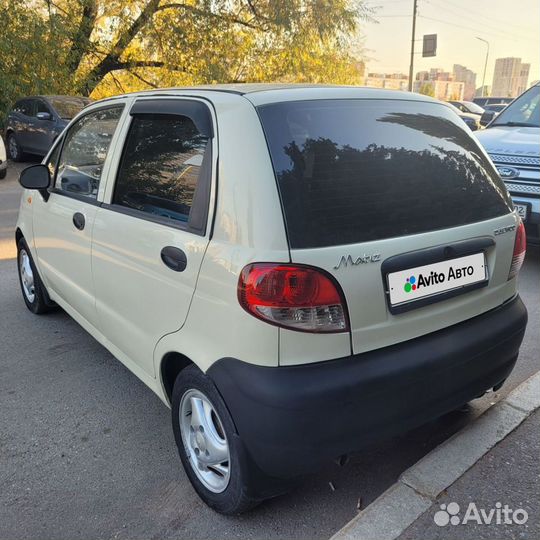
[387,252,487,306]
[514,203,528,221]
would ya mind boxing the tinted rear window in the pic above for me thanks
[258,99,512,249]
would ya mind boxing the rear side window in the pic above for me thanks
[14,100,34,116]
[258,99,513,249]
[113,114,210,225]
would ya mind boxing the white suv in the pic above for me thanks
[16,85,528,514]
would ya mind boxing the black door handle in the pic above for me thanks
[160,246,187,272]
[73,212,85,231]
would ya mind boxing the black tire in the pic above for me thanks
[171,365,260,514]
[17,238,55,314]
[0,168,6,179]
[7,133,25,162]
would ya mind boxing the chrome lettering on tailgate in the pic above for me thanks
[334,253,381,270]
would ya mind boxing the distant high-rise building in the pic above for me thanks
[492,58,530,97]
[414,69,464,100]
[453,64,477,101]
[364,72,409,91]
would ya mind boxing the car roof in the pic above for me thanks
[90,83,441,107]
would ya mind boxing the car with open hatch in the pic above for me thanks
[15,84,528,514]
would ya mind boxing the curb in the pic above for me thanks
[331,370,540,540]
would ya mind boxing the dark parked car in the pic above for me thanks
[473,96,513,108]
[448,100,485,117]
[447,103,480,130]
[480,103,509,127]
[5,95,91,161]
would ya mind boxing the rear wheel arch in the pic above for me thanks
[15,228,24,246]
[160,351,195,403]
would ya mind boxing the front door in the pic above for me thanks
[92,98,215,376]
[32,105,125,326]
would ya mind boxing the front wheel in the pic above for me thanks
[171,365,259,514]
[7,133,25,162]
[17,238,54,314]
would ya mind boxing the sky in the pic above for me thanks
[361,0,540,87]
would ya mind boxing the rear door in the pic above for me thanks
[15,99,36,150]
[92,98,215,377]
[257,98,517,363]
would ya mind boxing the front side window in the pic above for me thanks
[113,113,210,225]
[56,106,123,199]
[36,100,52,116]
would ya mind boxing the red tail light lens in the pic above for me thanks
[238,263,349,333]
[508,220,526,280]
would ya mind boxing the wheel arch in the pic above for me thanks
[15,227,24,246]
[160,351,195,404]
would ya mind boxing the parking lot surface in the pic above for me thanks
[1,161,539,540]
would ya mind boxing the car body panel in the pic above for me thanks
[16,84,523,402]
[286,213,519,362]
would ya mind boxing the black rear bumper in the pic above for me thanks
[208,295,527,479]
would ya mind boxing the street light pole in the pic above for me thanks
[476,37,490,97]
[408,0,418,92]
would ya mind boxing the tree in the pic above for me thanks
[0,0,373,124]
[418,83,435,97]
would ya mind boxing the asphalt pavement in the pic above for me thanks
[1,160,539,540]
[400,409,540,540]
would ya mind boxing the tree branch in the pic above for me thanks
[156,3,263,30]
[128,70,159,88]
[117,60,166,69]
[75,0,161,94]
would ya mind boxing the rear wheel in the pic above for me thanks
[7,133,25,162]
[17,238,54,314]
[171,365,259,514]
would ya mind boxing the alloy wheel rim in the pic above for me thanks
[8,136,18,159]
[19,249,35,303]
[180,389,231,493]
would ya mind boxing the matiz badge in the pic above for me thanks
[334,253,381,270]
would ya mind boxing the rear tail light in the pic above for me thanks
[238,263,349,333]
[508,220,526,280]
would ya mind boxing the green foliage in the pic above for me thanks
[418,83,435,97]
[0,0,372,127]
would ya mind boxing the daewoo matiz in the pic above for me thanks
[16,85,528,514]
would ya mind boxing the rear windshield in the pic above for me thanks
[257,99,512,249]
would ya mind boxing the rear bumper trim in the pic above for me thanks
[208,295,527,478]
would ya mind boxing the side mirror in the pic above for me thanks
[480,110,496,126]
[36,112,52,121]
[19,164,51,190]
